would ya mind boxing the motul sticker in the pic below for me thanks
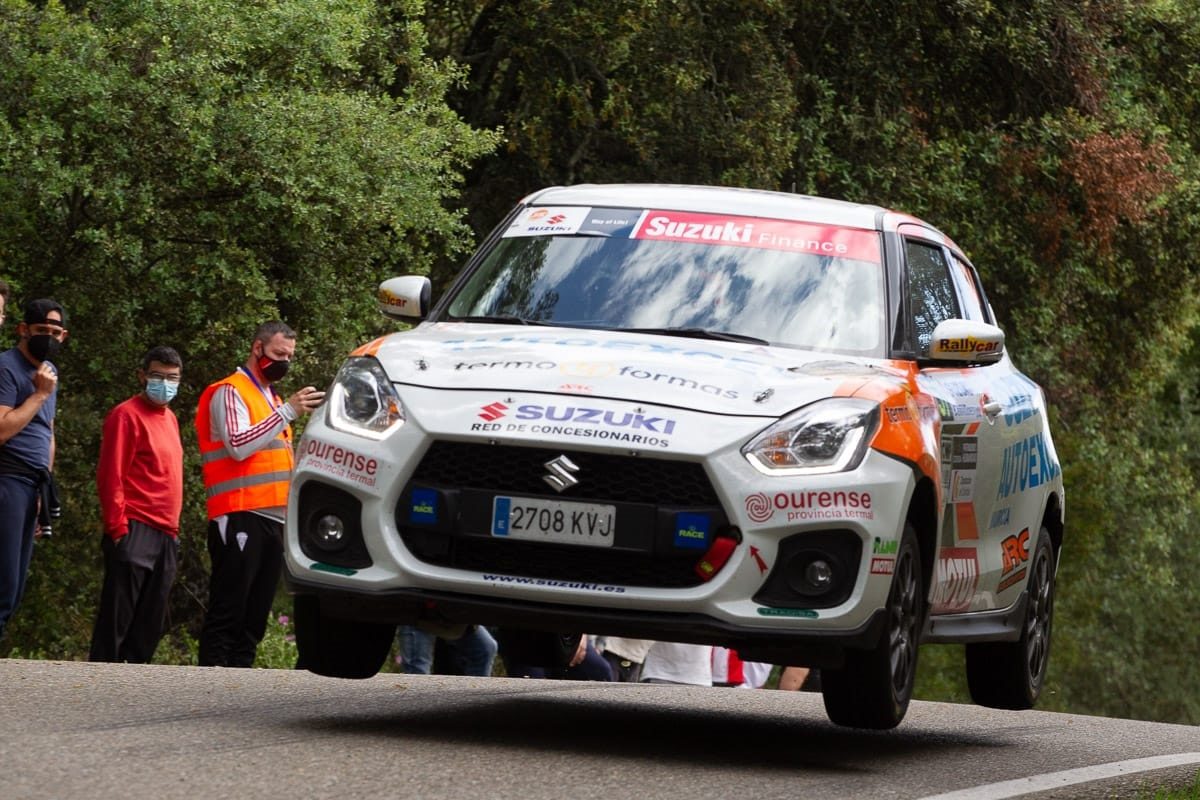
[870,557,895,575]
[930,547,979,613]
[631,210,881,263]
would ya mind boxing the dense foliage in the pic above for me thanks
[3,0,1200,724]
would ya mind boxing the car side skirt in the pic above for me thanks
[922,591,1029,643]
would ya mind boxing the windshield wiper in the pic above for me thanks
[624,327,769,345]
[452,314,546,326]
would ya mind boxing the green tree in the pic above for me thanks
[0,0,496,658]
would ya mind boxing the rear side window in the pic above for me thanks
[905,240,959,353]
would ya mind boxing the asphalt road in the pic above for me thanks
[2,658,1198,800]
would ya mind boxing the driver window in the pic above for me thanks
[905,240,959,353]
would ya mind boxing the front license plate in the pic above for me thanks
[491,496,616,547]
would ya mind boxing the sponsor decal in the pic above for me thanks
[745,493,774,523]
[300,439,378,487]
[450,358,740,398]
[505,206,590,237]
[481,573,626,593]
[632,210,881,264]
[885,405,913,423]
[471,401,677,448]
[936,397,955,421]
[377,288,408,310]
[870,557,895,575]
[410,488,438,524]
[558,383,593,394]
[949,401,985,420]
[673,513,711,550]
[872,537,898,555]
[998,527,1030,592]
[988,507,1011,529]
[749,545,769,573]
[948,436,978,503]
[930,547,979,613]
[455,360,557,371]
[559,361,615,378]
[757,607,819,618]
[439,333,773,376]
[938,337,1000,355]
[311,562,357,576]
[743,490,874,523]
[579,208,643,237]
[617,365,739,399]
[1000,391,1036,427]
[996,432,1060,499]
[479,401,508,421]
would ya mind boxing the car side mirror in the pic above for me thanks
[377,276,431,320]
[926,319,1005,364]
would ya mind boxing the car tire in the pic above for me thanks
[965,526,1056,710]
[293,594,396,679]
[821,522,924,729]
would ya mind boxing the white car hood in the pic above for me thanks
[368,323,902,417]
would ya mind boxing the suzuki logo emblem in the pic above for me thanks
[543,455,580,493]
[479,402,508,421]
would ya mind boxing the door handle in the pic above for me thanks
[982,400,1003,419]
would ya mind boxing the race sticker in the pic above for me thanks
[929,547,979,614]
[505,206,591,237]
[631,210,881,263]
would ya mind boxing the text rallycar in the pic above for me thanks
[939,336,1000,355]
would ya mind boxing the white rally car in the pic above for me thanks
[285,183,1064,729]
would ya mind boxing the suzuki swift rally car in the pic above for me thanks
[285,184,1064,729]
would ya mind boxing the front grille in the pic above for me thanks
[410,441,720,506]
[398,441,726,588]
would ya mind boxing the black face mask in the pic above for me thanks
[257,353,290,382]
[27,334,61,363]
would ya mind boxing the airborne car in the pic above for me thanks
[285,184,1064,729]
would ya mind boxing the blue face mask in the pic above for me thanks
[146,378,179,406]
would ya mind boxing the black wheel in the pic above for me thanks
[293,594,396,679]
[966,527,1056,709]
[822,523,924,729]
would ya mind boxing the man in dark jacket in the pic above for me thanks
[0,298,67,639]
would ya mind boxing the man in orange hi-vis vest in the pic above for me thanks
[195,321,324,667]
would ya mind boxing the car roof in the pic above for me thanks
[523,183,896,231]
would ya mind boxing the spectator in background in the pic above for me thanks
[498,630,613,681]
[640,641,712,686]
[594,636,654,683]
[89,346,185,663]
[0,298,66,640]
[712,646,771,689]
[779,665,813,691]
[195,321,324,667]
[397,623,497,677]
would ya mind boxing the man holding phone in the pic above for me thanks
[195,321,324,667]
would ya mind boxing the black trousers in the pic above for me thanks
[88,520,178,663]
[199,511,283,668]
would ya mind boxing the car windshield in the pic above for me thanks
[445,206,886,356]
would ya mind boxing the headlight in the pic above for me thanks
[325,357,405,440]
[743,398,879,475]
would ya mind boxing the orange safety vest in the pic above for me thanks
[196,369,294,519]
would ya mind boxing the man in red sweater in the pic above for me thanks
[89,346,184,663]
